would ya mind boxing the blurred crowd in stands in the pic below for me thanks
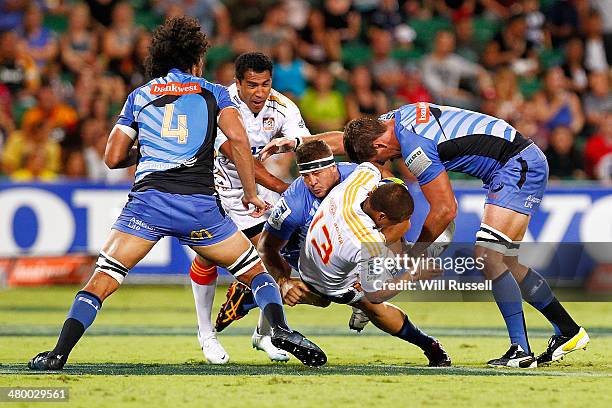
[0,0,611,183]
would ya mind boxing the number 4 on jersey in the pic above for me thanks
[162,103,188,144]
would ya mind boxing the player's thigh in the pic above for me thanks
[481,204,531,241]
[191,230,252,266]
[84,229,157,300]
[101,229,157,269]
[190,230,266,286]
[483,143,547,241]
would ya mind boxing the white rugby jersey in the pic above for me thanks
[214,83,311,200]
[299,162,387,296]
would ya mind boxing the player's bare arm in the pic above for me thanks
[256,230,324,307]
[219,141,289,193]
[410,171,457,257]
[218,107,268,214]
[104,126,138,169]
[257,230,293,281]
[259,131,344,161]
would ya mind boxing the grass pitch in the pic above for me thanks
[1,286,611,408]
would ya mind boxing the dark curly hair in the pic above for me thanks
[145,16,209,79]
[235,52,273,81]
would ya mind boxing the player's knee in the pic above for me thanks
[502,254,521,270]
[475,223,515,258]
[226,244,264,285]
[189,256,218,285]
[475,224,518,275]
[95,250,130,285]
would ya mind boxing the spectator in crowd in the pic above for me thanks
[345,65,388,120]
[584,113,612,180]
[561,37,589,95]
[547,0,581,48]
[478,0,519,19]
[272,40,312,100]
[248,2,295,57]
[545,125,585,179]
[299,64,346,133]
[60,4,99,75]
[533,66,584,137]
[0,30,39,98]
[22,83,79,144]
[298,9,328,64]
[154,0,231,43]
[591,0,612,55]
[513,97,542,145]
[230,31,256,56]
[583,10,610,73]
[63,149,87,179]
[523,0,546,48]
[84,0,120,27]
[225,0,274,32]
[369,0,403,33]
[583,71,612,132]
[214,60,235,86]
[125,32,151,89]
[395,65,432,105]
[21,3,58,70]
[482,13,538,74]
[455,16,481,63]
[490,65,524,123]
[2,119,61,177]
[79,117,130,183]
[10,148,57,181]
[368,28,402,96]
[321,0,362,61]
[422,30,493,110]
[0,0,37,31]
[102,2,140,78]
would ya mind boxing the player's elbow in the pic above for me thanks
[104,151,124,169]
[256,236,274,259]
[432,200,457,224]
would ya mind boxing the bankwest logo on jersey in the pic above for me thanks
[415,102,430,124]
[150,82,201,95]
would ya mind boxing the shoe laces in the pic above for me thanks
[547,334,564,351]
[502,344,519,359]
[201,333,223,351]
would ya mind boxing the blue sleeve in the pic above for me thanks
[211,83,236,110]
[116,89,137,127]
[398,127,445,186]
[264,192,304,241]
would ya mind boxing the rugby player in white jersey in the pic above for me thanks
[190,52,340,364]
[296,161,451,365]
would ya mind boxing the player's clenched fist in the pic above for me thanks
[280,278,311,306]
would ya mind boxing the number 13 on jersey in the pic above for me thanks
[162,103,188,144]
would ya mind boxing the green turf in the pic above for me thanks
[0,286,611,408]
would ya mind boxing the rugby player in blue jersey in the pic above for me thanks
[341,103,589,368]
[28,17,326,370]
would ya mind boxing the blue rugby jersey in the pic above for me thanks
[387,103,532,185]
[116,68,236,195]
[263,162,358,269]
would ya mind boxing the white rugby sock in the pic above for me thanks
[191,278,217,338]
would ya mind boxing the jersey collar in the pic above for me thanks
[169,68,189,76]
